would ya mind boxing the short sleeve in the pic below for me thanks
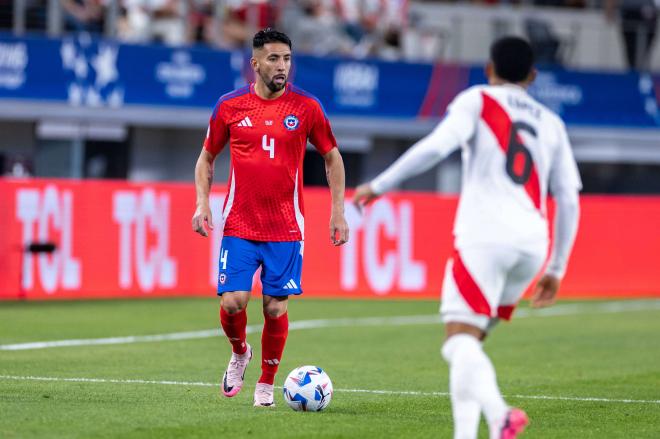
[203,102,229,157]
[549,118,582,195]
[308,101,337,155]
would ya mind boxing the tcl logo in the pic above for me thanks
[342,199,427,294]
[113,189,177,292]
[16,186,81,293]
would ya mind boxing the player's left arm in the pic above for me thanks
[353,88,480,207]
[323,148,349,246]
[308,100,349,246]
[532,119,582,308]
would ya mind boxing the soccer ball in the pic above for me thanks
[282,366,333,412]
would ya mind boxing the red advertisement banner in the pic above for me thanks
[1,179,658,300]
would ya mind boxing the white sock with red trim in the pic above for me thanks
[442,334,508,439]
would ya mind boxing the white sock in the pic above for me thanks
[450,396,480,439]
[442,334,509,439]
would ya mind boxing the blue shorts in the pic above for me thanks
[217,236,303,297]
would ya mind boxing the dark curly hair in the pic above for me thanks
[253,28,292,50]
[490,36,534,83]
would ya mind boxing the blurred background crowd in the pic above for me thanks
[0,0,658,69]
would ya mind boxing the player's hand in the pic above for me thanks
[353,183,379,211]
[192,204,214,237]
[330,212,349,246]
[531,274,561,308]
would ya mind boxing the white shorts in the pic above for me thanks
[440,245,546,331]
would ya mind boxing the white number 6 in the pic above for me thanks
[262,135,275,159]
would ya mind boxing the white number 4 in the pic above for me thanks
[220,249,228,270]
[262,135,275,159]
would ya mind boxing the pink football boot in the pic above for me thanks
[221,343,252,397]
[499,408,529,439]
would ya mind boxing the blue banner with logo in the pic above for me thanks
[0,34,658,128]
[0,34,244,108]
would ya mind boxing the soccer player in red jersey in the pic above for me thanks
[192,28,349,407]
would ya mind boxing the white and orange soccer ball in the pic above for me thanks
[282,366,333,412]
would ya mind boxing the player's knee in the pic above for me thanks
[263,300,287,318]
[221,303,244,314]
[221,298,245,314]
[263,307,285,318]
[220,291,250,314]
[445,321,486,341]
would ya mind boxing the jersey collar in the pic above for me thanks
[500,83,528,93]
[250,82,291,103]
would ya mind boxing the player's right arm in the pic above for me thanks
[192,148,216,237]
[353,88,481,207]
[532,117,582,307]
[192,104,229,237]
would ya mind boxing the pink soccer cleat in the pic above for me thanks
[221,343,252,397]
[499,408,529,439]
[253,382,275,407]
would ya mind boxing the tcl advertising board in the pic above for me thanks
[0,179,658,300]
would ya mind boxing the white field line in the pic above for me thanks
[1,300,659,352]
[0,374,658,405]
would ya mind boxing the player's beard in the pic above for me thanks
[262,72,287,93]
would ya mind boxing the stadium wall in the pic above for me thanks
[1,179,658,301]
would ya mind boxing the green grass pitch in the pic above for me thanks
[1,297,659,438]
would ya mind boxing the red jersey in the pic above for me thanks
[204,83,337,241]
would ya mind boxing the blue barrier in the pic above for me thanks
[0,34,658,128]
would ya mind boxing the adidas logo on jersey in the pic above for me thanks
[237,117,253,127]
[282,279,298,290]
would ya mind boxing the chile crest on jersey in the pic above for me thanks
[283,114,300,131]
